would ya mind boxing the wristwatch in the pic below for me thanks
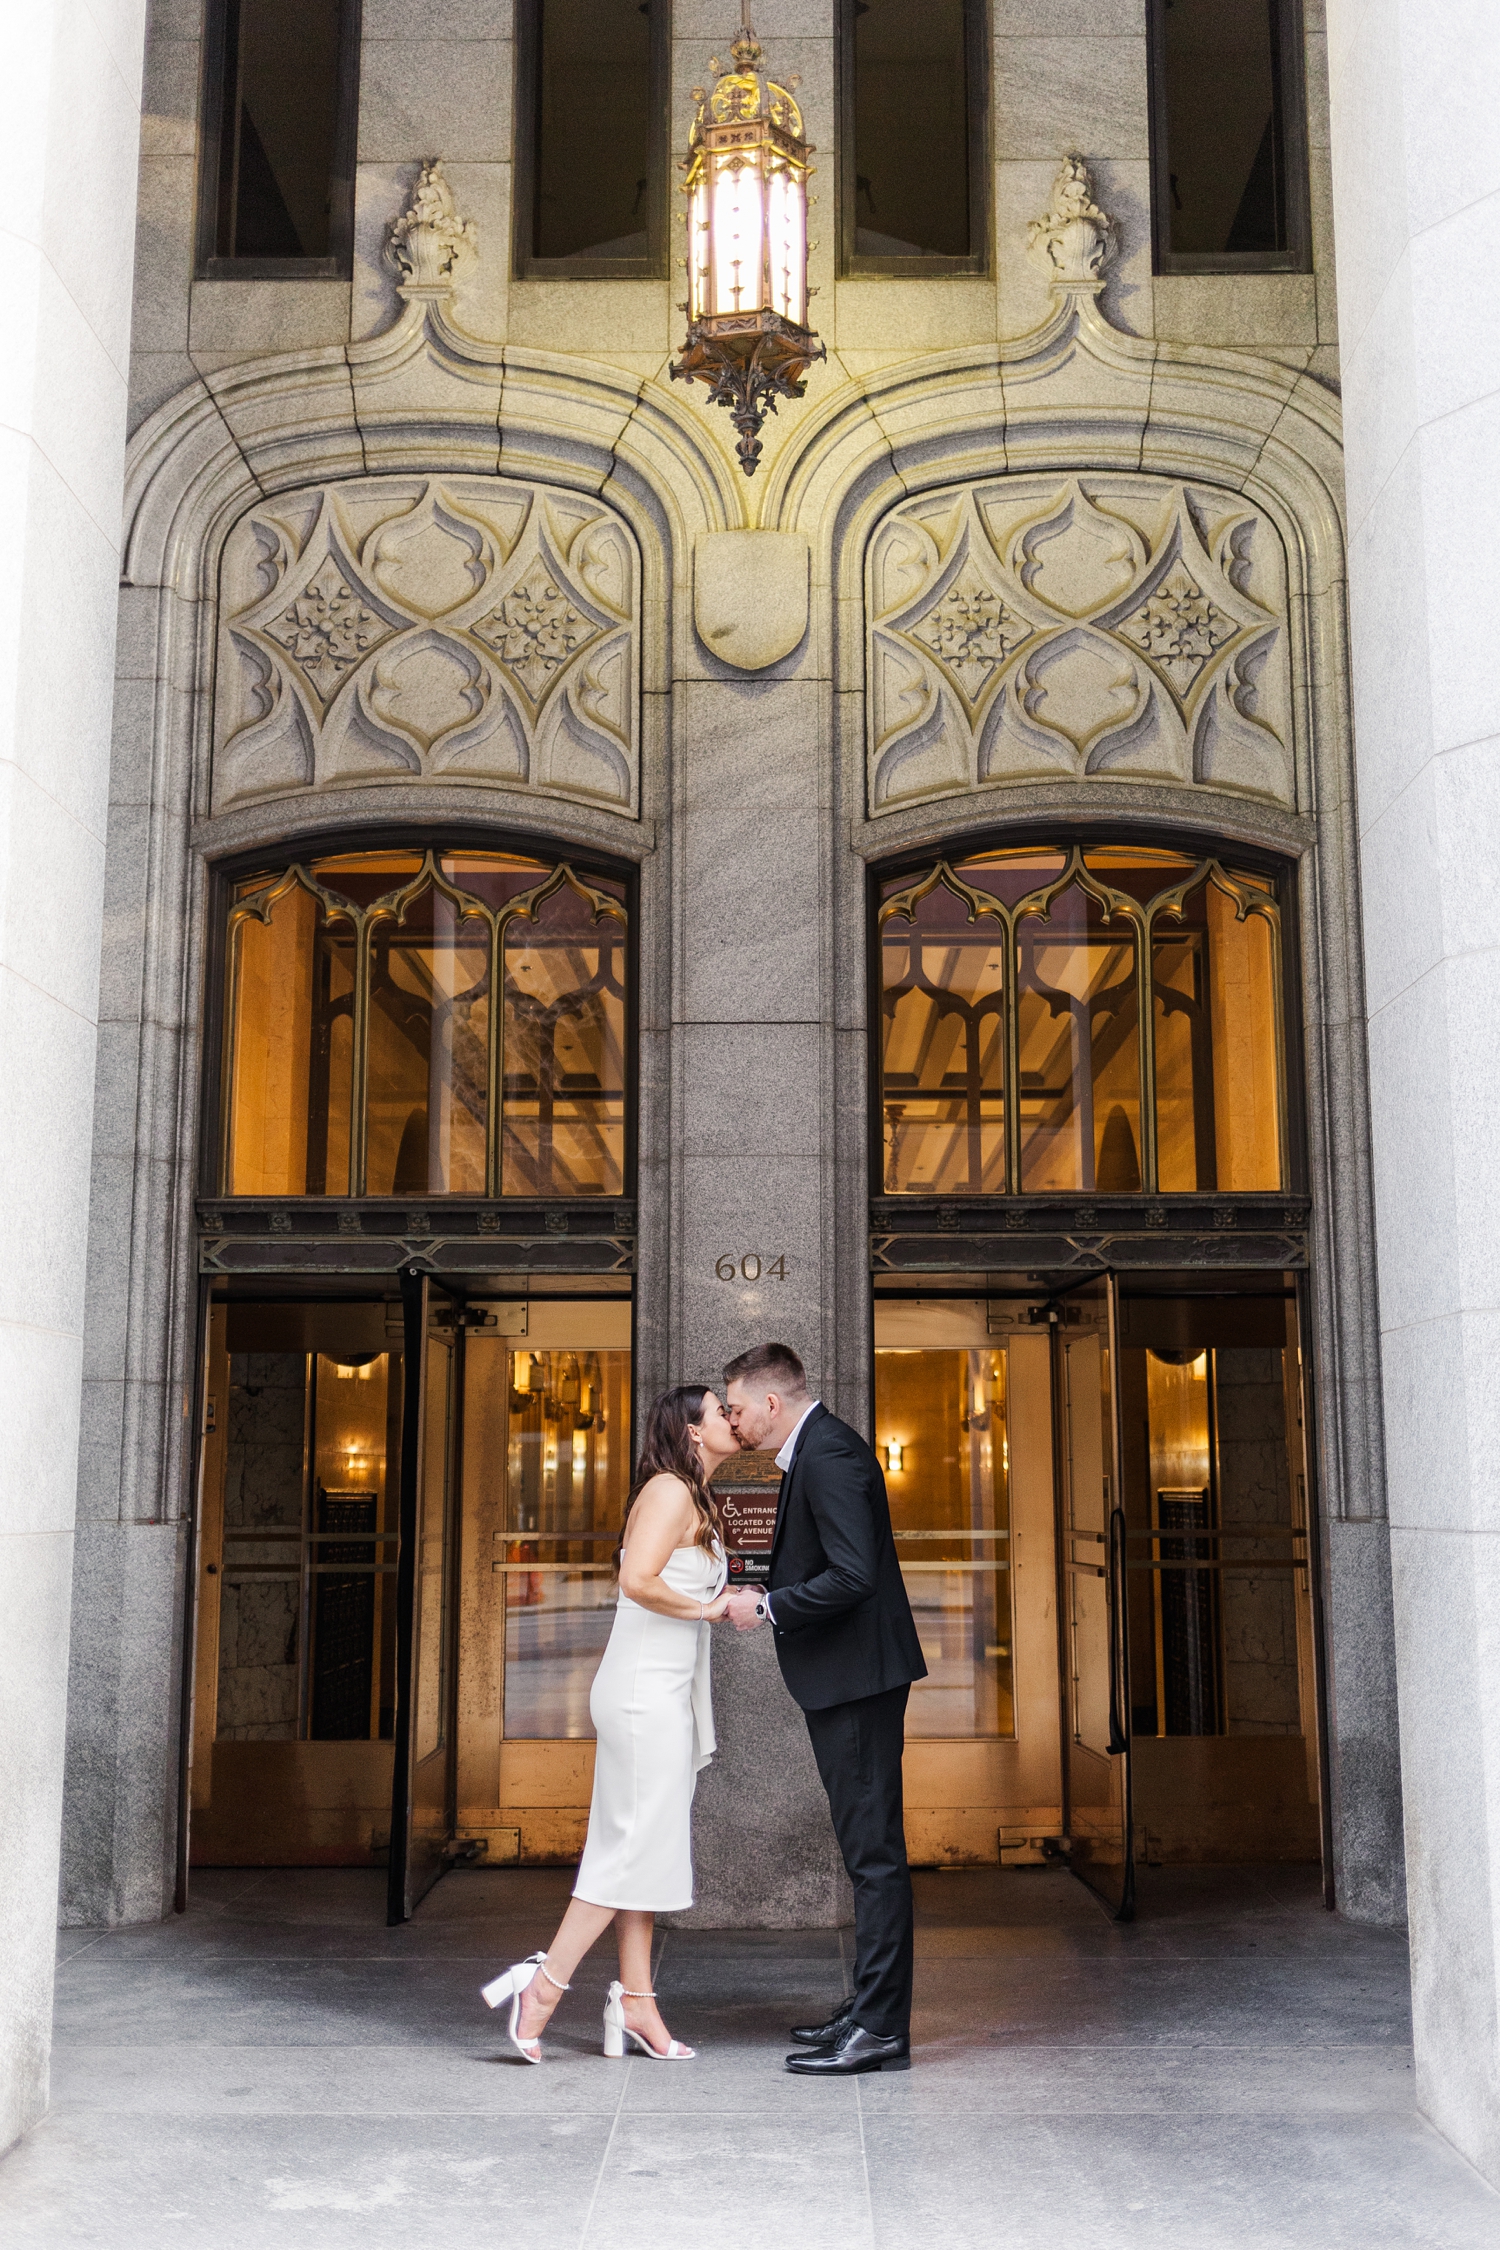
[754,1598,769,1620]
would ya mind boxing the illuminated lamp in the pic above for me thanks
[670,8,824,476]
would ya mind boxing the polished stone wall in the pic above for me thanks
[0,0,147,2156]
[1327,0,1500,2188]
[59,0,1403,1969]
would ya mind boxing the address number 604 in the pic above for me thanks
[715,1254,787,1282]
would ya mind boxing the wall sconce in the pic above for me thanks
[883,1441,905,1475]
[572,1427,588,1477]
[669,7,825,476]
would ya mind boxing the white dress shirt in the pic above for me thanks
[762,1400,821,1624]
[774,1399,821,1474]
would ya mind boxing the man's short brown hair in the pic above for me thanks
[722,1341,809,1398]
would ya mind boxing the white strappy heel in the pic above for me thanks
[480,1953,569,2063]
[603,1981,695,2061]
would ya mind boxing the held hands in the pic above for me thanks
[722,1586,766,1634]
[702,1591,733,1623]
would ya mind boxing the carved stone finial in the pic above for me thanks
[1027,154,1118,285]
[385,160,478,296]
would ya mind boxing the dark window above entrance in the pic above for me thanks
[875,842,1288,1198]
[515,0,668,278]
[1148,0,1311,272]
[839,0,989,275]
[219,845,631,1200]
[198,0,360,277]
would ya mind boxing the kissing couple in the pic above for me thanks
[481,1340,927,2074]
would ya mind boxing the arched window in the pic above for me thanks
[877,841,1285,1196]
[220,845,630,1197]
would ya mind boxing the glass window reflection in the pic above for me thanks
[499,1344,632,1737]
[875,1340,1014,1737]
[878,842,1285,1196]
[1017,880,1141,1192]
[222,846,628,1198]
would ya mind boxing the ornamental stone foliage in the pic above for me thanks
[866,475,1294,812]
[384,159,478,294]
[212,476,640,813]
[1026,153,1119,284]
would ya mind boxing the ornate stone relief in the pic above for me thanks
[385,160,478,296]
[1027,154,1118,284]
[866,473,1295,813]
[212,476,640,814]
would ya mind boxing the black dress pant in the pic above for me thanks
[803,1682,912,2040]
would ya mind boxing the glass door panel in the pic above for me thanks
[1059,1274,1133,1916]
[1117,1280,1325,1870]
[189,1298,400,1874]
[499,1336,631,1738]
[873,1327,1014,1736]
[873,1290,1063,1868]
[453,1297,632,1867]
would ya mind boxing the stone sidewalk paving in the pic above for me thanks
[1,1862,1496,2248]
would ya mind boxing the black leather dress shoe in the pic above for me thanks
[788,1994,858,2047]
[784,2023,910,2075]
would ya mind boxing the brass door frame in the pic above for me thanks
[1051,1270,1134,1920]
[387,1267,465,1923]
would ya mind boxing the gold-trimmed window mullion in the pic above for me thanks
[1000,900,1022,1196]
[346,908,373,1197]
[496,863,628,1200]
[358,849,498,1202]
[1138,895,1170,1193]
[487,903,517,1201]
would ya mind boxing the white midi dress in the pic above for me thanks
[572,1540,726,1913]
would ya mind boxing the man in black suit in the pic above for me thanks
[722,1341,927,2075]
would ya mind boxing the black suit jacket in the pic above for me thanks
[766,1405,927,1712]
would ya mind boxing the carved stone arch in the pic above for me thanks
[752,294,1347,842]
[122,301,744,818]
[106,306,736,1584]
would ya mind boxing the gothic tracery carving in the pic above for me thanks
[866,475,1294,812]
[212,477,640,814]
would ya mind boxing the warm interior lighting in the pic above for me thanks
[670,8,824,474]
[883,1440,905,1475]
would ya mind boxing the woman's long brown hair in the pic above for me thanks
[620,1384,723,1556]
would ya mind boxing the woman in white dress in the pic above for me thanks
[481,1385,737,2061]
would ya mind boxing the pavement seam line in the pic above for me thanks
[576,2031,632,2250]
[571,1924,670,2249]
[854,2069,878,2250]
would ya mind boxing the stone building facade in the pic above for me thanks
[2,0,1498,2199]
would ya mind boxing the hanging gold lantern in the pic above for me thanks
[670,9,825,477]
